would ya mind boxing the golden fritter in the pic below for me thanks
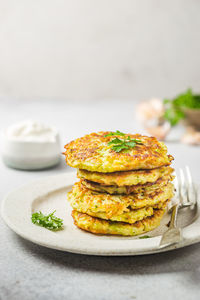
[68,181,174,218]
[81,174,174,195]
[77,166,174,186]
[72,207,166,236]
[69,195,168,224]
[64,132,173,172]
[80,206,154,224]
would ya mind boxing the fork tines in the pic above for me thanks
[174,166,197,208]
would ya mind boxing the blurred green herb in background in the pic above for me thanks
[163,89,200,126]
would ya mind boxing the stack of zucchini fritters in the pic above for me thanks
[64,131,174,236]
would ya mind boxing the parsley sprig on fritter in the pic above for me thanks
[105,131,142,152]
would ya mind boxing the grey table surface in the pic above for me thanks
[0,99,200,300]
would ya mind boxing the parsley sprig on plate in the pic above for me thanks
[139,235,150,239]
[31,211,63,231]
[104,131,142,153]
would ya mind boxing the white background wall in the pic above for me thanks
[0,0,200,101]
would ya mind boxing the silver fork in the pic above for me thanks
[159,166,197,249]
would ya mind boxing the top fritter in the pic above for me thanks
[64,131,173,173]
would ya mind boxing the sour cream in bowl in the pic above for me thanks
[1,120,61,170]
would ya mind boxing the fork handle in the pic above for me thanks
[169,204,179,229]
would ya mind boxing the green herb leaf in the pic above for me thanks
[104,130,125,137]
[108,136,142,153]
[163,88,200,126]
[112,145,128,152]
[31,211,63,231]
[164,106,185,126]
[139,235,150,239]
[104,131,143,152]
[108,137,123,145]
[126,141,136,147]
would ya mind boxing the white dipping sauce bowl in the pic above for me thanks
[1,121,61,170]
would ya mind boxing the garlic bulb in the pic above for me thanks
[181,127,200,145]
[137,98,170,140]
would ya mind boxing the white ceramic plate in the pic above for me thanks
[1,172,200,256]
